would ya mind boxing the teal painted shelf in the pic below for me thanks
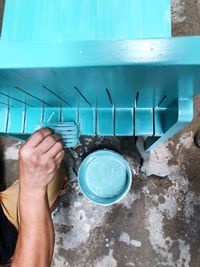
[0,0,199,150]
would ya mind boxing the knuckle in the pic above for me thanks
[35,130,44,139]
[19,147,30,159]
[31,154,38,164]
[45,157,51,165]
[53,133,60,141]
[44,134,59,145]
[54,134,61,140]
[43,128,52,135]
[46,135,55,143]
[37,128,51,138]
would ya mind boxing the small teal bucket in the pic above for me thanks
[78,149,132,206]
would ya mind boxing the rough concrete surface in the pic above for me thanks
[0,1,200,267]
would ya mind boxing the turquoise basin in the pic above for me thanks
[78,149,132,206]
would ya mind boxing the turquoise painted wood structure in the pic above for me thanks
[0,0,199,150]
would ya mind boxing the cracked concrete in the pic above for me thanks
[0,0,200,267]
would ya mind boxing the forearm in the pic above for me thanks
[11,187,54,267]
[11,128,64,267]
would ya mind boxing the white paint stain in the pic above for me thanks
[142,134,192,266]
[119,232,141,248]
[52,255,69,267]
[138,139,173,177]
[74,201,82,207]
[53,190,141,253]
[154,192,177,220]
[125,263,135,266]
[171,0,186,23]
[177,240,191,267]
[146,207,174,266]
[53,195,111,250]
[184,191,195,222]
[184,191,200,223]
[94,249,117,267]
[145,161,191,266]
[176,131,193,150]
[4,142,21,160]
[109,238,115,247]
[169,165,189,193]
[142,185,150,195]
[120,191,141,209]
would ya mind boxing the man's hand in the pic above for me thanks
[12,128,64,267]
[19,128,64,191]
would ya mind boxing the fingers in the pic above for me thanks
[55,151,65,170]
[26,128,52,148]
[55,150,65,161]
[24,128,64,163]
[48,141,64,159]
[36,133,61,154]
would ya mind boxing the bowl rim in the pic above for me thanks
[78,149,132,206]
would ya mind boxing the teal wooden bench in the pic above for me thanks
[0,0,199,150]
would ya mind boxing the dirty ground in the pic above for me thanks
[0,0,200,267]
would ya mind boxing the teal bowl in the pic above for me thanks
[78,149,132,206]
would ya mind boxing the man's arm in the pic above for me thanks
[13,188,54,267]
[11,128,64,267]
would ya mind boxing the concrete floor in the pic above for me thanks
[1,0,200,267]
